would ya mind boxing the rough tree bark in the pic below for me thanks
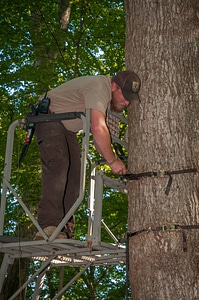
[125,0,199,299]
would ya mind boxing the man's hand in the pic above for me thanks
[91,109,127,174]
[108,157,127,175]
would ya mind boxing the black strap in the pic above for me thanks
[128,224,199,237]
[122,168,198,195]
[127,224,199,252]
[122,168,198,181]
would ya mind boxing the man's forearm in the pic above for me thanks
[92,126,116,163]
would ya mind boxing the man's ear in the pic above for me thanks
[111,81,118,92]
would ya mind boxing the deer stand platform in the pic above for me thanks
[0,109,128,299]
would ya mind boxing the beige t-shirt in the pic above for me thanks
[47,75,112,132]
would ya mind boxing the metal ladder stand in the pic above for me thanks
[0,109,128,299]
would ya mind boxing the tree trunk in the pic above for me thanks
[125,0,199,299]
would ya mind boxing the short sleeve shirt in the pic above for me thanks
[48,75,112,132]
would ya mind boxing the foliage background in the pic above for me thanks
[0,0,129,299]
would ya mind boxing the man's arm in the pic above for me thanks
[90,109,127,175]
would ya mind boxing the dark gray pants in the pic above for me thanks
[35,120,81,235]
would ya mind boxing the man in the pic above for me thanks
[34,70,141,240]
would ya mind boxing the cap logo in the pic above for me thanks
[132,81,139,93]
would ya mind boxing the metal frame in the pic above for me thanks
[0,109,128,299]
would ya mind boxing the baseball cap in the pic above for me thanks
[113,70,141,102]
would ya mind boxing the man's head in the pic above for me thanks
[113,70,141,102]
[111,70,141,112]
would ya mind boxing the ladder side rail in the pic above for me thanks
[79,109,90,193]
[0,120,24,235]
[87,169,127,246]
[87,165,96,238]
[92,171,104,246]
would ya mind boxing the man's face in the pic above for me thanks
[111,82,130,112]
